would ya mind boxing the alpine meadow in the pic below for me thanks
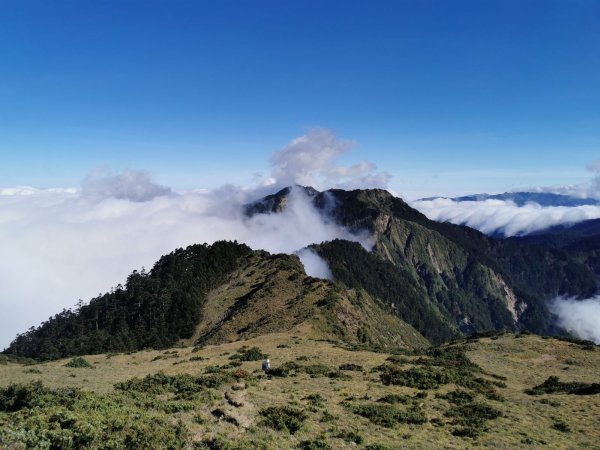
[2,2,600,449]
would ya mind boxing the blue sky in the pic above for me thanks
[1,0,599,198]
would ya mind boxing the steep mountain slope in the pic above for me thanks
[323,189,596,333]
[250,187,596,339]
[511,218,600,275]
[4,241,428,360]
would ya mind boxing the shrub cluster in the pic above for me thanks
[258,406,308,434]
[229,346,267,361]
[65,356,94,368]
[351,404,427,428]
[525,376,600,396]
[0,381,189,448]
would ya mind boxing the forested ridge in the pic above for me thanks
[4,241,252,360]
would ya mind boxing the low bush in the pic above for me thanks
[0,381,189,448]
[197,437,269,450]
[299,438,331,450]
[377,394,411,405]
[445,401,502,438]
[335,430,363,444]
[351,404,427,427]
[339,363,363,371]
[303,393,325,408]
[380,366,453,389]
[365,444,391,450]
[301,364,331,378]
[437,390,475,405]
[526,376,600,396]
[552,420,571,433]
[230,347,267,362]
[65,356,94,368]
[258,406,307,434]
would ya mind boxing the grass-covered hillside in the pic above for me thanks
[1,332,599,449]
[3,240,428,361]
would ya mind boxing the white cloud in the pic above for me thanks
[269,128,391,190]
[0,166,376,349]
[551,296,600,344]
[82,168,173,201]
[296,248,333,280]
[528,160,600,200]
[412,198,600,236]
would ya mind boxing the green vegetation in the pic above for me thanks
[5,241,252,360]
[65,356,94,368]
[229,346,267,361]
[299,438,331,450]
[526,376,600,396]
[314,188,597,338]
[0,333,599,448]
[258,406,308,434]
[316,240,457,344]
[350,403,427,427]
[0,381,189,449]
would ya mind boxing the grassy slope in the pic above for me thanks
[1,333,599,449]
[187,250,429,351]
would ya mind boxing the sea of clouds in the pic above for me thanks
[411,160,600,237]
[0,129,383,349]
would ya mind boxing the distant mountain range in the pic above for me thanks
[4,186,600,360]
[419,191,599,207]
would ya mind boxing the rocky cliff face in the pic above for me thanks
[249,187,596,338]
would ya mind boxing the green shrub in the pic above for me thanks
[365,444,391,450]
[335,430,363,444]
[259,406,307,434]
[268,367,289,377]
[197,437,269,450]
[377,394,411,404]
[0,381,189,449]
[351,404,427,427]
[526,376,600,396]
[65,357,94,369]
[338,363,363,371]
[230,347,267,361]
[303,393,325,408]
[299,438,331,450]
[327,371,351,380]
[437,390,475,405]
[552,420,571,433]
[445,400,502,437]
[301,364,331,378]
[380,366,453,389]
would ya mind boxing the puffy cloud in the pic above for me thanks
[82,168,173,202]
[412,198,600,236]
[528,160,600,200]
[269,128,391,190]
[551,296,600,344]
[296,248,333,280]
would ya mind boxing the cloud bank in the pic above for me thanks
[532,160,600,200]
[412,198,600,237]
[268,128,391,191]
[551,296,600,344]
[0,129,384,349]
[296,248,333,280]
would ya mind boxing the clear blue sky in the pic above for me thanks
[1,0,599,198]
